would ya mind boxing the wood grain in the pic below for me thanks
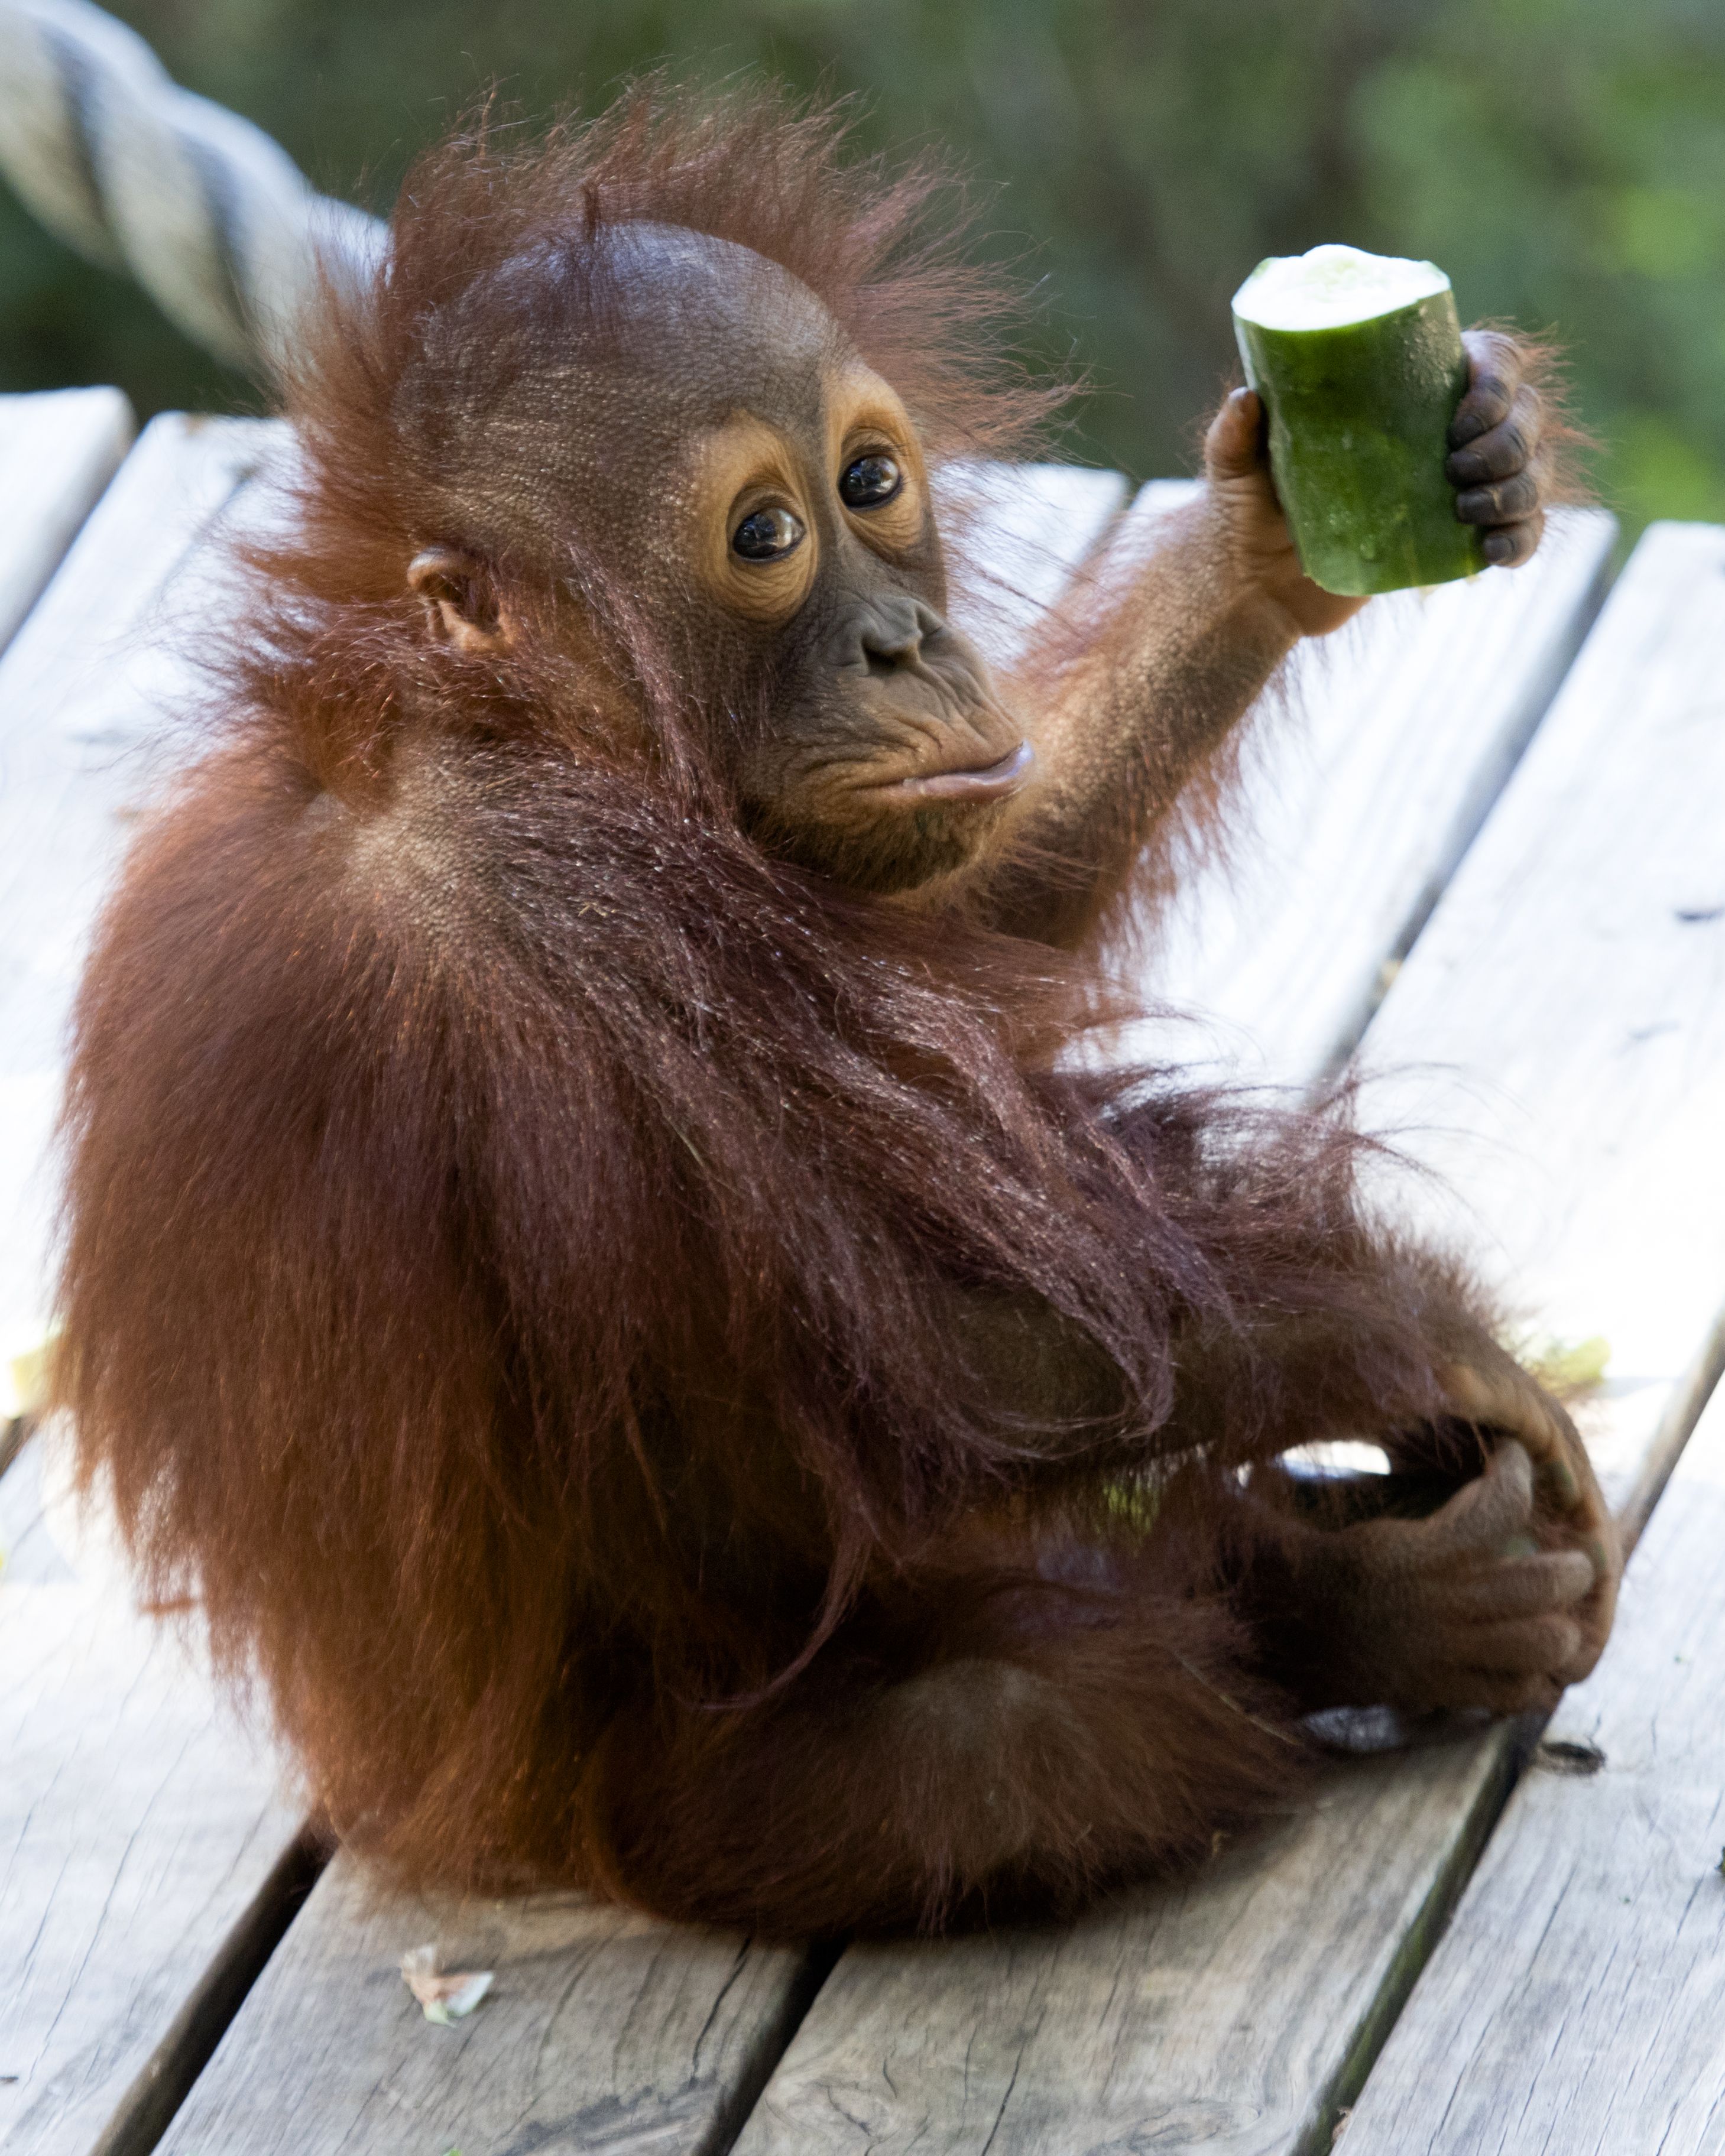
[1353,522,1725,1522]
[0,389,135,657]
[0,435,1669,2151]
[734,1738,1518,2156]
[154,1858,828,2156]
[0,411,278,1358]
[0,1433,306,2156]
[1340,1380,1725,2155]
[731,522,1725,2156]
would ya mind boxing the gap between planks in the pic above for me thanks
[1337,1381,1725,2154]
[82,1830,328,2156]
[1116,498,1617,1086]
[0,409,281,1355]
[150,1860,842,2156]
[0,415,314,2156]
[0,1430,311,2156]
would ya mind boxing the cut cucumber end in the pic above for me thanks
[1232,243,1451,335]
[1230,243,1474,596]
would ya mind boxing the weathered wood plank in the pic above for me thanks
[154,1858,829,2156]
[0,411,275,1369]
[0,415,322,2156]
[1347,527,1725,1527]
[0,1431,310,2156]
[729,522,1725,2156]
[0,389,134,658]
[1119,499,1617,1082]
[1338,1382,1725,2155]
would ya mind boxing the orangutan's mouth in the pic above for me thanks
[878,739,1035,804]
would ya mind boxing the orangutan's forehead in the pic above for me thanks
[403,223,861,556]
[472,223,847,430]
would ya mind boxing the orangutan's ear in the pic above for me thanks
[407,547,517,654]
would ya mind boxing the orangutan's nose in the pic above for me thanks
[840,598,945,676]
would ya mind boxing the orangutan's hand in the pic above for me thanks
[1201,386,1364,641]
[1291,1441,1617,1717]
[1445,329,1552,569]
[1203,328,1556,644]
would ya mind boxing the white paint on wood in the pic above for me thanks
[154,1856,822,2156]
[1117,499,1617,1083]
[1353,522,1725,1515]
[731,522,1725,2156]
[0,1430,300,2156]
[0,411,282,1358]
[1340,1381,1725,2155]
[0,388,134,657]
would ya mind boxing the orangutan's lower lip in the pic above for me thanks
[884,739,1036,803]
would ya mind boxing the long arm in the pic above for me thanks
[980,333,1557,953]
[986,463,1307,951]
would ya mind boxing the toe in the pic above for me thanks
[1463,1612,1585,1676]
[1439,1547,1596,1622]
[1426,1441,1535,1557]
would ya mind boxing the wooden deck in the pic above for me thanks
[2,388,1723,2155]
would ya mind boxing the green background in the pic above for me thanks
[4,0,1723,537]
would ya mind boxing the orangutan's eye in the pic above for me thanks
[732,506,806,561]
[839,454,903,509]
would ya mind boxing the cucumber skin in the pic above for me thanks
[1233,285,1485,596]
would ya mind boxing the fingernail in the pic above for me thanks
[1483,532,1513,564]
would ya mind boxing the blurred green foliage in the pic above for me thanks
[3,0,1724,531]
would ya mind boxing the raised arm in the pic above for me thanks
[982,331,1558,952]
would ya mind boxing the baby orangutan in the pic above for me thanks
[57,86,1620,1936]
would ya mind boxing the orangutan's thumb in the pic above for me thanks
[1204,386,1267,483]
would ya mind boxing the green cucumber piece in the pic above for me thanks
[1231,243,1484,597]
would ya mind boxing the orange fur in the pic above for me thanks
[59,84,1537,1935]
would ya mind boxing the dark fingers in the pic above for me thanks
[1439,1363,1596,1519]
[1449,335,1548,570]
[1479,511,1545,568]
[1450,329,1526,449]
[1446,385,1542,488]
[1454,468,1541,526]
[1416,1665,1564,1716]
